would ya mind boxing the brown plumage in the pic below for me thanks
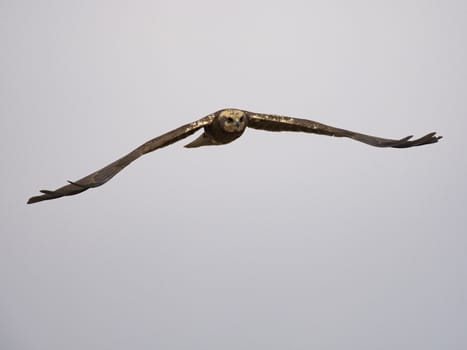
[27,108,441,204]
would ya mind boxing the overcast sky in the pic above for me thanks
[1,1,466,349]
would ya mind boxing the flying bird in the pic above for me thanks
[27,109,441,204]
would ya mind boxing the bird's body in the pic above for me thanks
[27,108,442,204]
[185,109,247,147]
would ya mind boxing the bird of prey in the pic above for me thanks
[27,108,441,204]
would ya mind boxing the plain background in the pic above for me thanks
[1,1,466,349]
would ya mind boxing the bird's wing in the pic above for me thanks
[246,112,441,148]
[27,115,215,204]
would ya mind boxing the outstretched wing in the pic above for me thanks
[27,115,215,204]
[245,112,441,148]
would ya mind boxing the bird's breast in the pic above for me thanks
[206,123,244,144]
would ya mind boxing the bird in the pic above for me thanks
[27,108,442,204]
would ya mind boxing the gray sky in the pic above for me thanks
[1,1,466,349]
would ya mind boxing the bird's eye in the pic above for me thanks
[227,117,234,123]
[239,116,244,122]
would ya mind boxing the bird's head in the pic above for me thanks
[218,109,247,133]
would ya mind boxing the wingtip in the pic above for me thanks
[424,131,441,140]
[423,132,442,144]
[394,131,442,148]
[27,196,42,204]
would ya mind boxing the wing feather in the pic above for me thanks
[27,115,214,204]
[246,112,441,148]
